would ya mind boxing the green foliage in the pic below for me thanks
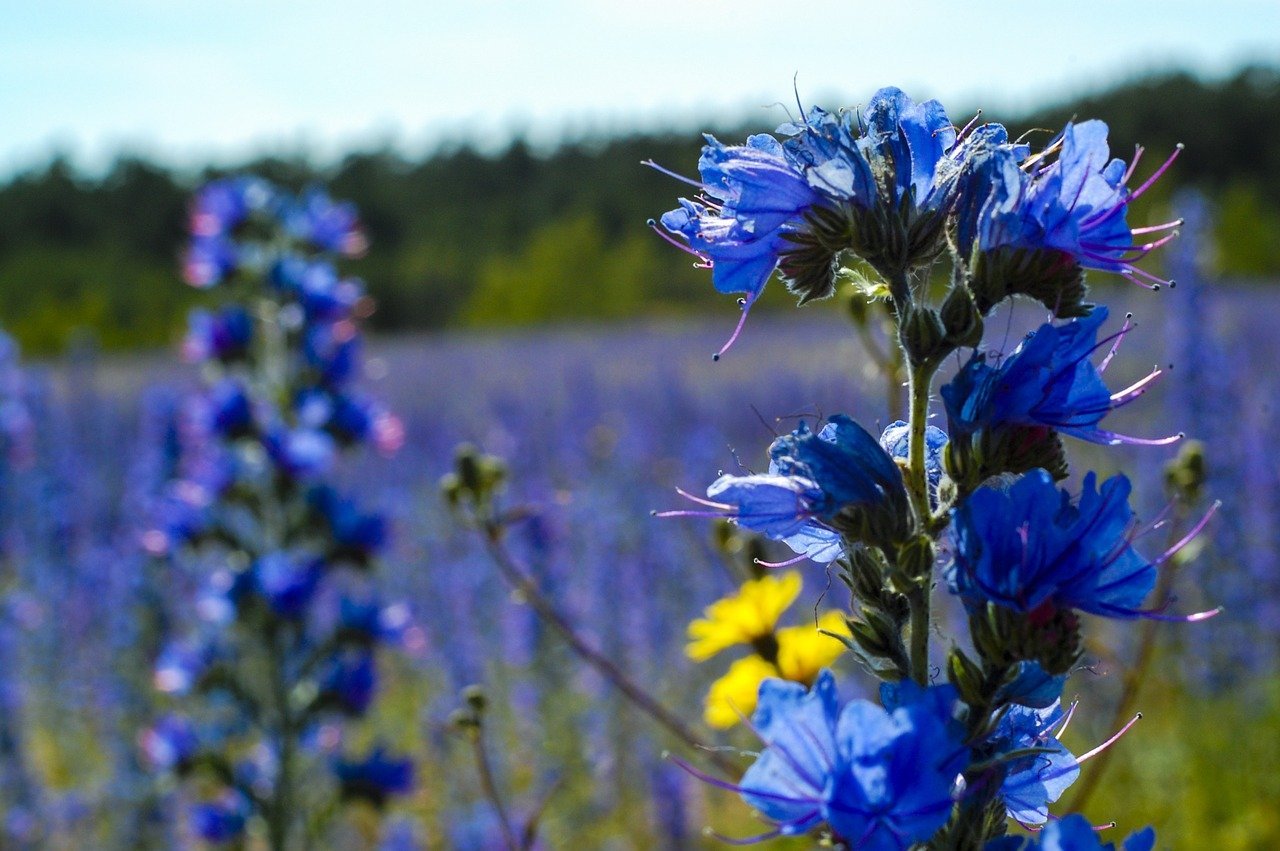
[1,67,1278,353]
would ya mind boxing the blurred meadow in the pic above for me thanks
[1,3,1279,849]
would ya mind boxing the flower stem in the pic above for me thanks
[903,318,940,686]
[480,521,739,777]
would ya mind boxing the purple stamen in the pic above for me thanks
[642,159,706,191]
[646,219,705,260]
[1097,315,1134,373]
[1109,367,1163,406]
[714,296,756,361]
[1152,501,1221,567]
[1128,144,1184,201]
[755,553,810,569]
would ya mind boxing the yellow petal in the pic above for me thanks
[775,611,850,685]
[684,571,802,662]
[703,655,779,729]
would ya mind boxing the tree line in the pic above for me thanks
[1,65,1277,354]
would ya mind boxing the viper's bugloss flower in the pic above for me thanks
[782,88,957,214]
[184,235,239,288]
[333,745,414,808]
[703,612,850,728]
[264,426,336,480]
[190,176,277,239]
[139,713,199,772]
[190,790,250,843]
[706,671,966,847]
[991,702,1079,824]
[154,640,216,694]
[303,320,361,385]
[309,485,388,562]
[653,134,823,354]
[184,306,254,364]
[995,660,1067,710]
[248,552,324,619]
[284,187,368,257]
[336,597,410,647]
[986,813,1156,851]
[318,650,377,716]
[686,572,801,662]
[949,469,1211,620]
[664,415,908,560]
[957,121,1181,304]
[941,307,1174,447]
[203,379,255,439]
[270,256,364,321]
[880,419,948,504]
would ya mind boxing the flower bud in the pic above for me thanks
[939,285,983,348]
[900,305,948,368]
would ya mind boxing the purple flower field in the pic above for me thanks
[0,270,1277,847]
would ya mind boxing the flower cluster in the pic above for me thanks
[653,87,1178,355]
[146,177,412,846]
[656,86,1209,848]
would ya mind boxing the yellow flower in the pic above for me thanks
[701,611,850,729]
[703,655,778,729]
[685,571,802,662]
[776,611,850,684]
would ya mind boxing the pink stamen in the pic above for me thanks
[1152,501,1221,567]
[647,219,705,260]
[674,487,733,510]
[1121,144,1145,185]
[714,297,756,361]
[755,553,810,569]
[1098,315,1134,373]
[642,159,706,190]
[1075,713,1141,765]
[1129,144,1184,201]
[1109,367,1163,406]
[1130,218,1183,235]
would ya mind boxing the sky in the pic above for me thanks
[2,0,1277,175]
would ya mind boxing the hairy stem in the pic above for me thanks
[470,726,521,851]
[480,521,739,776]
[904,354,940,686]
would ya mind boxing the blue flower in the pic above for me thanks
[283,187,367,256]
[986,814,1156,851]
[656,134,823,341]
[184,306,254,363]
[670,415,908,561]
[957,121,1181,290]
[140,714,200,772]
[249,552,324,619]
[270,256,363,320]
[183,235,240,288]
[309,486,388,562]
[879,419,948,503]
[991,702,1079,824]
[941,307,1173,447]
[733,670,967,848]
[995,660,1067,710]
[318,650,377,715]
[781,87,959,214]
[190,790,250,843]
[336,597,410,646]
[264,426,336,480]
[948,470,1162,619]
[333,745,414,808]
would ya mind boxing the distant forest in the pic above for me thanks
[2,66,1278,354]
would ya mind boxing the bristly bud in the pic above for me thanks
[778,204,855,305]
[944,426,1068,498]
[449,443,508,508]
[900,305,950,368]
[1164,439,1207,503]
[946,647,986,708]
[968,247,1093,319]
[940,284,984,348]
[970,603,1083,676]
[461,684,487,713]
[892,535,936,589]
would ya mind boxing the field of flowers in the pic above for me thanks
[0,187,1277,851]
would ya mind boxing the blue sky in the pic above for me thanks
[2,1,1277,174]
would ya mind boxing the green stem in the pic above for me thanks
[899,272,940,685]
